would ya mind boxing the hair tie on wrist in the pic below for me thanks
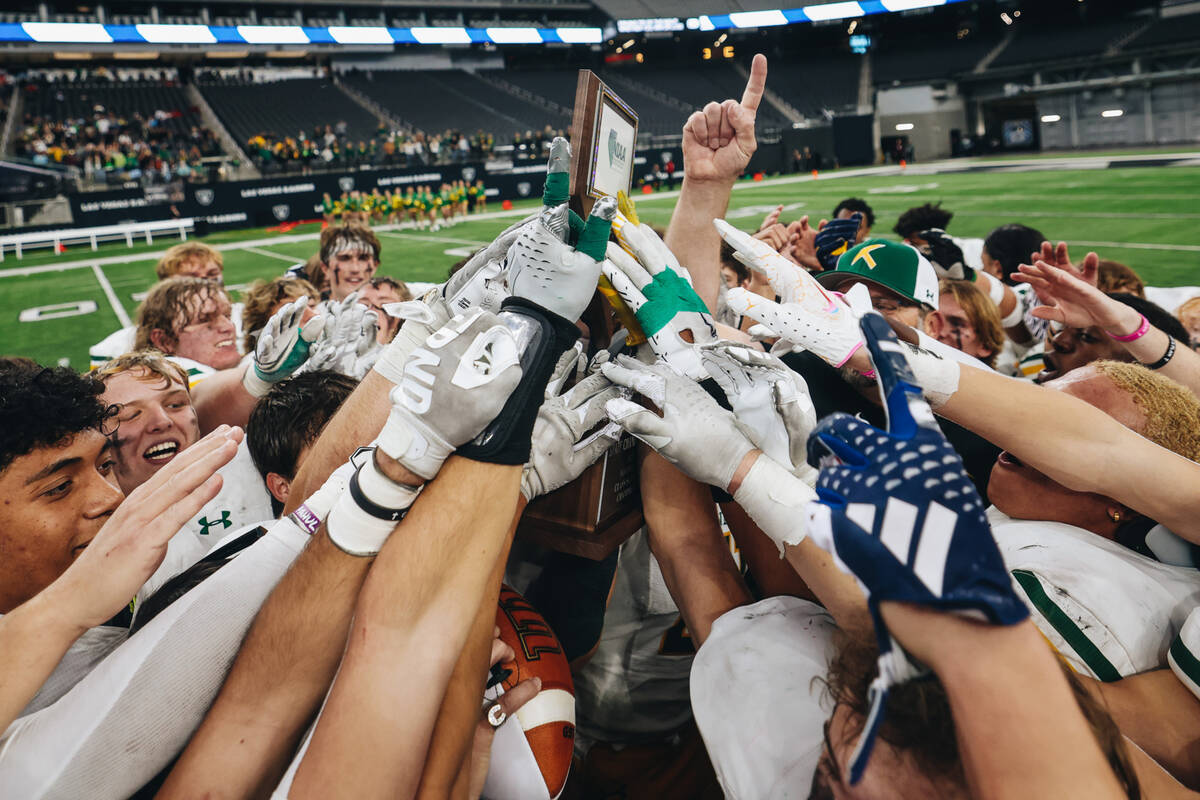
[1143,337,1176,371]
[1107,314,1150,343]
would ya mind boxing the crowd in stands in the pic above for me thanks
[5,52,1200,800]
[247,125,496,174]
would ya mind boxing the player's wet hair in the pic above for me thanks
[893,202,953,239]
[155,241,223,281]
[832,198,875,229]
[134,277,230,352]
[318,223,381,267]
[241,276,320,351]
[94,350,191,393]
[982,224,1046,286]
[247,370,357,516]
[815,629,1140,799]
[368,275,412,300]
[0,360,111,474]
[1097,260,1146,298]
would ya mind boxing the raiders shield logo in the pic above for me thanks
[338,176,355,192]
[517,182,532,197]
[272,204,290,221]
[194,188,215,206]
[462,166,476,182]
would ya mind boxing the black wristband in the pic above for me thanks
[456,296,580,465]
[1143,336,1176,371]
[348,468,411,523]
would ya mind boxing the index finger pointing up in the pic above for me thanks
[740,53,767,111]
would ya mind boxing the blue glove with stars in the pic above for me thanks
[804,312,1028,784]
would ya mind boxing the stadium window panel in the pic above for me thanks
[22,22,112,43]
[135,23,216,44]
[236,25,309,44]
[802,2,865,22]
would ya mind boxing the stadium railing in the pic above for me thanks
[0,217,193,260]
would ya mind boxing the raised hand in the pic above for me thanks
[916,228,972,281]
[603,207,716,379]
[803,313,1028,784]
[377,309,524,481]
[602,356,757,492]
[506,197,615,322]
[716,218,865,367]
[242,296,323,397]
[522,348,624,501]
[787,215,822,272]
[813,213,862,271]
[1029,240,1099,287]
[1015,259,1127,331]
[681,53,766,183]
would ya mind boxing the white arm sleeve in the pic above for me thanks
[0,517,310,800]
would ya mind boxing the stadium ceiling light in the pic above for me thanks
[135,23,216,44]
[23,22,112,43]
[236,25,308,45]
[728,10,789,27]
[556,27,603,43]
[53,50,94,59]
[1101,109,1124,118]
[328,26,393,45]
[114,50,160,59]
[206,49,249,58]
[1040,114,1061,123]
[895,122,915,130]
[486,27,542,44]
[802,2,865,22]
[267,49,308,58]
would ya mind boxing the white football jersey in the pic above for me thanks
[690,596,836,800]
[138,437,273,603]
[991,507,1200,680]
[571,526,697,745]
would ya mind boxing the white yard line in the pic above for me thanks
[377,231,488,246]
[242,246,303,263]
[1070,240,1200,253]
[91,263,132,327]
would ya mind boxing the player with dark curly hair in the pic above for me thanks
[893,201,954,241]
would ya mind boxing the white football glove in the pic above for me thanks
[242,296,324,397]
[506,197,615,322]
[715,218,865,368]
[522,347,624,501]
[302,293,379,377]
[377,308,524,480]
[602,213,717,381]
[698,341,817,485]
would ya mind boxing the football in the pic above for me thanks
[482,585,576,800]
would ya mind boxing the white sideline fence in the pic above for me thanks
[0,218,194,261]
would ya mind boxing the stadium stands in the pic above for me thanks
[1125,11,1200,51]
[989,18,1138,69]
[197,77,379,154]
[767,58,862,118]
[874,32,1002,85]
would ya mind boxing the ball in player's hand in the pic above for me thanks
[482,586,576,800]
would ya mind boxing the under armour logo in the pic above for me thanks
[851,243,886,269]
[198,511,232,535]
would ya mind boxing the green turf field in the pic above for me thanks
[4,158,1199,369]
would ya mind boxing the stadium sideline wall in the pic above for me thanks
[1036,79,1200,150]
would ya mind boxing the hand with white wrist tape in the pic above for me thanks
[803,312,1029,785]
[601,355,814,551]
[522,347,624,501]
[242,296,324,397]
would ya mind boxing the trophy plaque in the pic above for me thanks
[516,71,644,561]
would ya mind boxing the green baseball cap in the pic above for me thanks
[815,239,939,310]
